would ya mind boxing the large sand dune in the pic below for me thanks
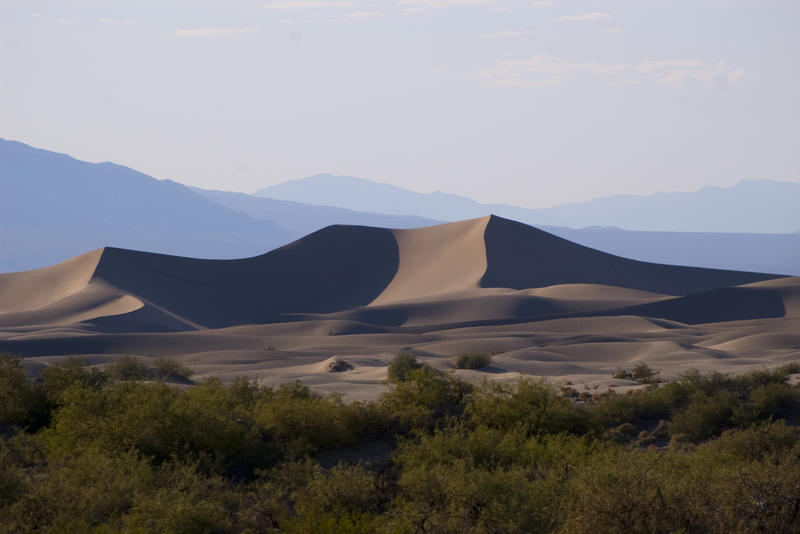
[1,215,796,399]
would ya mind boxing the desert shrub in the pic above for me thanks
[0,355,49,431]
[384,434,586,534]
[255,382,385,457]
[454,352,492,370]
[467,379,590,436]
[700,420,800,462]
[678,424,800,533]
[152,357,194,381]
[41,357,108,404]
[0,438,28,508]
[381,366,472,430]
[283,463,383,534]
[747,382,800,419]
[124,461,237,534]
[3,448,154,532]
[589,386,678,429]
[669,390,739,442]
[43,379,272,475]
[558,448,699,534]
[611,368,632,380]
[7,363,800,533]
[631,362,659,383]
[386,353,422,383]
[107,356,149,382]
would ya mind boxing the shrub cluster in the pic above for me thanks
[612,362,659,383]
[454,352,492,370]
[2,352,800,533]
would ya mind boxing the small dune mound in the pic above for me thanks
[320,357,354,373]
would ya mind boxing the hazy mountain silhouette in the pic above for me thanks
[0,140,437,272]
[544,226,800,276]
[0,139,291,271]
[2,139,798,276]
[192,187,438,237]
[257,174,800,233]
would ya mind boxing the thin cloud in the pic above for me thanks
[173,27,261,38]
[532,0,553,6]
[343,10,387,20]
[555,12,613,22]
[603,27,623,33]
[58,18,74,24]
[482,29,534,39]
[263,1,356,10]
[481,54,747,88]
[98,18,134,25]
[399,0,495,8]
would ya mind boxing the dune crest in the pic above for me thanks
[372,216,490,305]
[0,248,104,312]
[0,216,784,332]
[2,215,797,400]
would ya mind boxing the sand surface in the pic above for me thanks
[1,215,797,400]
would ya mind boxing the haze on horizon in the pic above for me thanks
[2,0,798,208]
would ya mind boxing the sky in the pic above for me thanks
[1,0,798,208]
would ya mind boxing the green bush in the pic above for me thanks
[631,362,659,383]
[0,355,49,430]
[611,368,632,380]
[41,357,108,403]
[4,358,800,533]
[255,382,384,457]
[386,353,422,383]
[152,357,194,381]
[748,382,800,419]
[453,352,492,370]
[283,463,382,534]
[106,356,149,382]
[467,379,590,436]
[669,390,739,441]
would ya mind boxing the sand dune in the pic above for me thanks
[0,249,104,312]
[1,215,796,399]
[5,215,778,330]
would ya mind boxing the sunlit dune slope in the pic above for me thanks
[0,215,782,332]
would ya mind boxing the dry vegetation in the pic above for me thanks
[2,353,800,533]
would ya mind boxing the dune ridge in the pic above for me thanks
[2,215,797,400]
[0,215,785,331]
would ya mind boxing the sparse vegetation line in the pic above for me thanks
[1,353,800,533]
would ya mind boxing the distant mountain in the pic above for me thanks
[256,174,501,222]
[2,139,798,276]
[544,226,800,276]
[204,183,800,274]
[0,140,437,272]
[192,187,438,237]
[257,174,800,233]
[0,139,289,272]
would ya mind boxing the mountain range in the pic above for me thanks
[1,138,798,275]
[258,174,800,233]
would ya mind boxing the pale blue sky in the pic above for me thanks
[2,0,798,207]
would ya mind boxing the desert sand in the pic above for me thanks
[1,215,798,400]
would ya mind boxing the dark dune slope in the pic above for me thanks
[482,216,778,295]
[0,215,785,334]
[92,225,399,328]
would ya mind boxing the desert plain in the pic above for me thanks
[1,215,798,399]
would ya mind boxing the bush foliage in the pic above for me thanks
[1,352,800,533]
[454,352,492,370]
